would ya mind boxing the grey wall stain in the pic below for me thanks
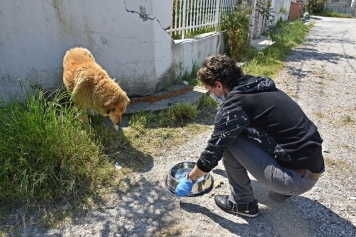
[100,36,110,46]
[139,6,148,21]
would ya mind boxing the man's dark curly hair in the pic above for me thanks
[197,54,244,89]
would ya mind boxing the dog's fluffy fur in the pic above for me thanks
[63,47,129,130]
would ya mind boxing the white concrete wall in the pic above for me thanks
[173,32,226,76]
[271,0,291,25]
[247,0,291,39]
[326,0,352,8]
[0,0,226,101]
[326,0,355,15]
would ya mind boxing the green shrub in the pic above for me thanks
[219,6,252,61]
[306,0,327,13]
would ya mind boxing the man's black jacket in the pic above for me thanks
[197,75,323,173]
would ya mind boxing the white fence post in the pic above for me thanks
[215,0,221,32]
[182,0,187,39]
[178,0,182,36]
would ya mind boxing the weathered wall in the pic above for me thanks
[0,0,226,101]
[325,0,356,16]
[246,0,291,39]
[271,0,291,25]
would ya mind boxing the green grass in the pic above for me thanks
[314,10,353,18]
[0,90,116,207]
[243,20,313,78]
[178,64,202,86]
[130,103,198,129]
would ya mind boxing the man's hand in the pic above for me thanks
[175,177,194,197]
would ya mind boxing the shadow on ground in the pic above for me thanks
[179,178,356,237]
[43,177,183,237]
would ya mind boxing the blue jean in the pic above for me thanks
[222,136,322,204]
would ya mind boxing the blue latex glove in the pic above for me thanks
[175,177,194,197]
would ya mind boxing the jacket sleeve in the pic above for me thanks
[197,101,250,172]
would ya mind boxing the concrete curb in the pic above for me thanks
[117,84,208,128]
[125,85,208,115]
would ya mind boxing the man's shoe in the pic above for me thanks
[268,191,293,203]
[214,195,259,217]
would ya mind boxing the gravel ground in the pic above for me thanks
[13,16,356,237]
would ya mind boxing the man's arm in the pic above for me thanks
[197,101,250,172]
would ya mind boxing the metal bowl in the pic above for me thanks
[165,161,214,196]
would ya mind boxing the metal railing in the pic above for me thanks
[166,0,239,39]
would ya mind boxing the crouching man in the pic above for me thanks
[175,54,324,217]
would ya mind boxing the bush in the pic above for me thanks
[306,0,327,13]
[219,6,252,61]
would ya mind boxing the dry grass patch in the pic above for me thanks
[322,74,336,81]
[126,124,210,156]
[341,116,355,125]
[285,90,298,98]
[313,112,355,127]
[314,112,328,119]
[324,157,356,183]
[340,143,354,151]
[314,79,325,86]
[324,156,356,190]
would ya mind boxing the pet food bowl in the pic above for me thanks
[165,161,214,196]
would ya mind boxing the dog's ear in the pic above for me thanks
[104,102,114,114]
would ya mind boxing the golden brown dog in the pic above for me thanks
[63,47,129,131]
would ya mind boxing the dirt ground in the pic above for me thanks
[5,16,356,237]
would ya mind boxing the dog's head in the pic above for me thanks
[105,94,130,129]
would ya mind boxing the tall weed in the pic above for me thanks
[0,90,113,207]
[219,7,252,62]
